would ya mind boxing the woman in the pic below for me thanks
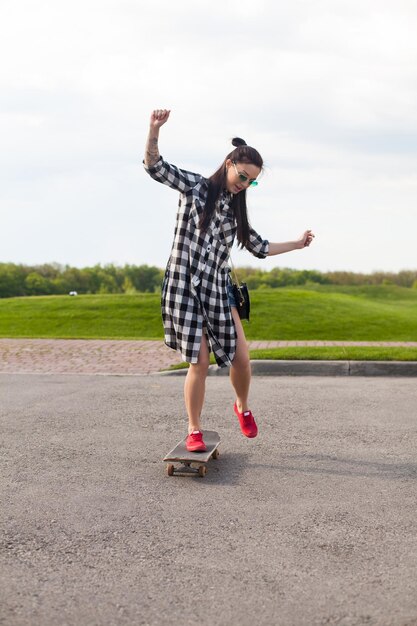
[143,109,314,452]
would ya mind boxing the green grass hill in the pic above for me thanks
[0,285,416,341]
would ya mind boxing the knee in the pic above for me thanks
[189,358,210,378]
[232,351,250,371]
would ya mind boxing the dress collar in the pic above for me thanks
[221,188,233,202]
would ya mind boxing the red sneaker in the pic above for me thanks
[234,402,258,438]
[186,431,207,452]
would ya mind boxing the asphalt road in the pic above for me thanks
[1,373,417,626]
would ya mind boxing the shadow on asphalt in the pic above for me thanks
[246,454,417,480]
[165,453,417,483]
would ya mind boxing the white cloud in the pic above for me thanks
[1,0,417,272]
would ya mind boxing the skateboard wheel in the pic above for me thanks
[167,464,175,476]
[212,449,220,460]
[198,466,207,477]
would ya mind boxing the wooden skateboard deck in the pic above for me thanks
[163,430,220,477]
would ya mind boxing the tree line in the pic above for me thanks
[0,262,416,298]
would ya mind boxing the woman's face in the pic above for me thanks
[225,159,261,194]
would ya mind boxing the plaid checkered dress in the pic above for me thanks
[143,155,269,367]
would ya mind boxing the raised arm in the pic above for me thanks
[143,109,203,193]
[144,109,170,168]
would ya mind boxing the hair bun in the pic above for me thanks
[232,137,247,147]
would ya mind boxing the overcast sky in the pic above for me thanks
[1,0,416,273]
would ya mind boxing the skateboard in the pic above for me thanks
[163,430,220,477]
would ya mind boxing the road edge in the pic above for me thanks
[159,360,417,377]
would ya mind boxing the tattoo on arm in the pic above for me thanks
[145,137,159,166]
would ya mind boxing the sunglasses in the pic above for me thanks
[233,162,258,187]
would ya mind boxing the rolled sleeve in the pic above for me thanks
[245,226,269,259]
[143,155,202,193]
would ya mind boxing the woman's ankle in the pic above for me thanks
[188,427,201,435]
[236,398,249,413]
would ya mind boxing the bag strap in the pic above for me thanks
[217,215,246,304]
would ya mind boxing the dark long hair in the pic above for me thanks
[199,138,264,247]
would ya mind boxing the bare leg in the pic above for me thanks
[184,331,210,434]
[229,307,251,413]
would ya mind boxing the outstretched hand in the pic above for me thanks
[150,109,171,129]
[296,230,315,249]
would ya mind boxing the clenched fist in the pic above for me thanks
[150,109,171,129]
